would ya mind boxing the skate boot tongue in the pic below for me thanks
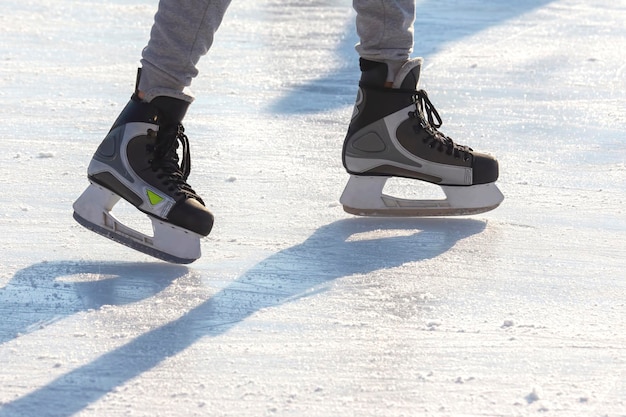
[145,95,198,201]
[152,124,199,203]
[150,96,190,127]
[392,57,423,90]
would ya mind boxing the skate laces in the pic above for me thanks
[411,90,471,160]
[149,125,205,204]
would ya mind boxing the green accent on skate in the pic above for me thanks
[147,190,164,206]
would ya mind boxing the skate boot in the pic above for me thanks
[340,58,504,216]
[73,87,213,264]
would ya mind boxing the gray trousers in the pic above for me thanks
[139,0,415,102]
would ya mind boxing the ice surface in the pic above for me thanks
[1,0,625,416]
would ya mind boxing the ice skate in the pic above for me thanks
[73,76,213,264]
[341,58,504,216]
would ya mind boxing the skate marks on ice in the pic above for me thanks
[0,218,485,417]
[0,262,187,346]
[269,0,556,114]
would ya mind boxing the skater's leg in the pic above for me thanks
[139,0,233,102]
[353,0,415,80]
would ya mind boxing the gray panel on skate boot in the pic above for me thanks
[92,125,136,184]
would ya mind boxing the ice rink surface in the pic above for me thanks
[1,0,625,416]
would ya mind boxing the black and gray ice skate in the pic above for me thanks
[340,57,504,216]
[73,87,213,263]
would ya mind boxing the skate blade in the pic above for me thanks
[73,183,202,264]
[340,175,504,217]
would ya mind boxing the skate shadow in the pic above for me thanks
[270,0,556,113]
[0,217,485,417]
[0,262,188,346]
